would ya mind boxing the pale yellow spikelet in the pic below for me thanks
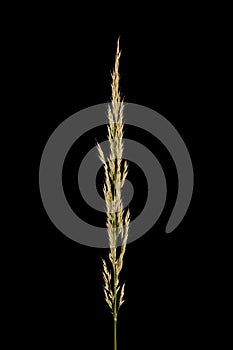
[96,142,106,165]
[125,208,130,225]
[121,161,128,187]
[102,258,111,282]
[104,289,113,311]
[119,283,125,309]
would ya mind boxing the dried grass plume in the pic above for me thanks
[97,38,130,330]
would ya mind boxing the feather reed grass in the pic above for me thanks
[97,38,130,350]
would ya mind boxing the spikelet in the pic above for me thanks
[118,283,125,309]
[96,142,106,165]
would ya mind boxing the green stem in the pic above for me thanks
[113,257,117,350]
[114,317,117,350]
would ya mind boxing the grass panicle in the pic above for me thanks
[97,38,130,350]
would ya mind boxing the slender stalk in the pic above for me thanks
[114,318,117,350]
[97,37,130,350]
[114,261,117,350]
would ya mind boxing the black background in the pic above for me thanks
[18,4,223,349]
